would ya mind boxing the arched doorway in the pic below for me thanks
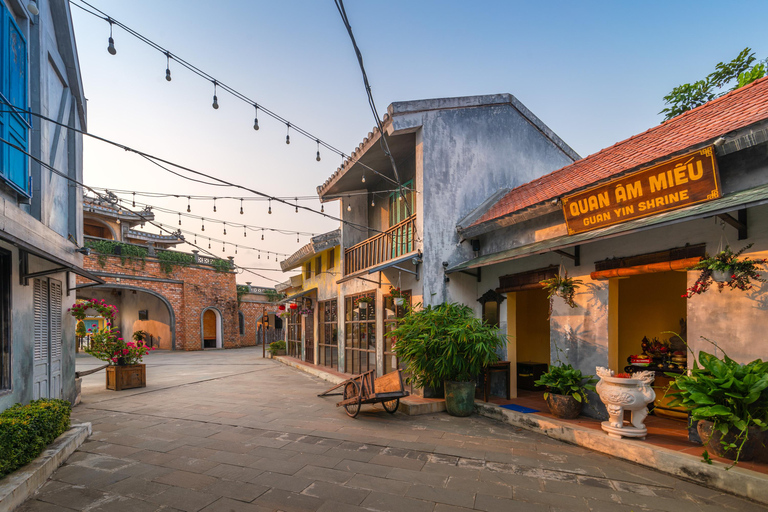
[201,307,223,349]
[79,285,176,350]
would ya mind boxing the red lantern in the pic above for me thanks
[289,303,298,310]
[278,304,286,311]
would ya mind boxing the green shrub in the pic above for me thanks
[268,340,286,355]
[0,399,71,478]
[157,250,194,274]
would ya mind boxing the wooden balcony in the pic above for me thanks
[344,215,416,276]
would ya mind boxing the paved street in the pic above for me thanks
[20,348,765,512]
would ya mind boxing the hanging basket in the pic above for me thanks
[359,302,368,310]
[394,297,405,307]
[711,269,732,283]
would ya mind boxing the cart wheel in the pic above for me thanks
[343,381,361,418]
[382,398,399,414]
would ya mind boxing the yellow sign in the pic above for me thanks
[561,147,720,235]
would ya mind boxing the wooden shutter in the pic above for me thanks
[33,279,48,361]
[49,280,62,361]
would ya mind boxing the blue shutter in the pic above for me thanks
[0,5,29,197]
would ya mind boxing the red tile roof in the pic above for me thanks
[470,76,768,229]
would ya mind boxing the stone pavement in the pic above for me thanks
[19,348,767,512]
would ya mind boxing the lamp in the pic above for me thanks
[75,247,91,256]
[27,0,39,15]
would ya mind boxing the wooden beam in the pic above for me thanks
[553,245,580,266]
[717,209,748,240]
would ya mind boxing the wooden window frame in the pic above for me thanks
[327,248,335,271]
[383,290,410,375]
[318,299,338,369]
[315,256,322,277]
[287,310,302,358]
[344,291,376,375]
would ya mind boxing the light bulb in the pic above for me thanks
[178,214,181,226]
[371,199,375,207]
[222,245,225,253]
[26,1,38,16]
[235,246,238,255]
[240,200,244,215]
[208,239,211,249]
[165,52,172,81]
[285,123,291,144]
[107,37,116,55]
[321,204,324,213]
[223,224,227,235]
[268,202,272,214]
[187,197,191,213]
[347,204,351,212]
[258,252,261,259]
[165,68,171,81]
[362,174,366,183]
[295,199,298,213]
[132,193,136,207]
[297,234,299,243]
[286,134,290,144]
[212,96,218,109]
[213,198,217,212]
[261,230,264,241]
[116,218,121,225]
[253,105,260,130]
[316,151,321,162]
[244,227,247,237]
[201,219,205,232]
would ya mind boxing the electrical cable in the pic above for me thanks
[68,0,408,190]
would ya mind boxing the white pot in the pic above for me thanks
[394,297,405,306]
[359,302,368,310]
[595,367,656,439]
[711,269,732,282]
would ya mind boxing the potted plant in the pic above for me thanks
[685,244,767,297]
[299,308,313,317]
[540,270,582,318]
[68,299,154,391]
[534,361,597,419]
[389,286,406,307]
[667,345,768,463]
[357,296,373,310]
[268,340,286,357]
[388,302,506,417]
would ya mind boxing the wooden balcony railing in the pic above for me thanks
[344,214,416,276]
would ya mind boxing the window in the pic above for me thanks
[287,310,301,358]
[344,292,376,374]
[238,311,245,335]
[305,262,311,280]
[315,256,322,277]
[318,299,338,369]
[478,289,505,328]
[327,248,335,271]
[0,4,30,196]
[0,248,9,392]
[388,180,415,227]
[383,291,410,375]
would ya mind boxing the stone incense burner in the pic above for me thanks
[595,367,656,439]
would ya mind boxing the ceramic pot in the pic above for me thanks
[697,420,764,461]
[444,380,475,417]
[394,297,405,307]
[545,393,582,419]
[711,270,732,282]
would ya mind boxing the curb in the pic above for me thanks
[0,423,92,512]
[273,356,346,385]
[474,401,768,506]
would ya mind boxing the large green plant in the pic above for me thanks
[667,348,768,464]
[388,302,506,389]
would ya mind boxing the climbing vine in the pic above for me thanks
[211,258,231,273]
[157,250,194,274]
[85,240,147,269]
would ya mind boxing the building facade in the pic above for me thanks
[0,0,94,410]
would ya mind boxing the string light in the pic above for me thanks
[285,123,291,144]
[347,203,351,212]
[223,222,227,236]
[321,204,324,213]
[187,196,191,213]
[211,80,219,109]
[268,199,272,214]
[316,140,321,162]
[132,192,135,207]
[213,197,217,212]
[222,242,225,253]
[159,223,163,235]
[178,213,181,226]
[258,251,261,259]
[201,218,205,231]
[235,245,238,255]
[243,226,247,237]
[208,238,211,249]
[106,18,116,55]
[371,196,375,207]
[116,218,121,225]
[239,199,243,215]
[194,234,197,244]
[253,104,259,130]
[165,51,172,81]
[295,197,298,213]
[261,229,264,241]
[296,233,299,243]
[362,172,366,183]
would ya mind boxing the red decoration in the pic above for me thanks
[289,303,298,310]
[278,305,286,311]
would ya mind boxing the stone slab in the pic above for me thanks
[0,423,92,512]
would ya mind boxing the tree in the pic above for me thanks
[659,48,766,121]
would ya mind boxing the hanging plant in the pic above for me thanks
[540,270,582,317]
[685,244,766,298]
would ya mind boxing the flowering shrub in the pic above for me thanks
[685,244,767,298]
[68,300,154,365]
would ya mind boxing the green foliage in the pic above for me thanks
[540,271,582,317]
[685,244,767,297]
[211,258,231,273]
[157,250,194,274]
[0,399,71,478]
[667,348,768,464]
[660,48,766,121]
[388,302,506,389]
[534,364,597,402]
[237,285,250,303]
[84,240,147,268]
[264,289,284,303]
[132,330,147,342]
[268,340,286,355]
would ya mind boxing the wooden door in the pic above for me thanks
[203,309,217,348]
[304,313,314,364]
[33,278,62,399]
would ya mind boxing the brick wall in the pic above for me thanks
[77,254,251,350]
[238,301,278,346]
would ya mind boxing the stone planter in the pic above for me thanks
[595,367,655,439]
[106,364,146,391]
[697,420,765,461]
[545,393,582,419]
[444,380,476,417]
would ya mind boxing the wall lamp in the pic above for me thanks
[75,247,91,256]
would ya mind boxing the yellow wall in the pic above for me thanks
[617,271,687,371]
[300,246,340,290]
[515,287,550,365]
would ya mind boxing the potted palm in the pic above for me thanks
[685,244,766,297]
[388,302,506,417]
[667,344,768,464]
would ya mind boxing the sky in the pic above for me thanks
[68,0,768,286]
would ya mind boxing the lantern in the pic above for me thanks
[289,303,298,310]
[278,304,286,311]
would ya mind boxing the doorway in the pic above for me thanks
[33,278,63,399]
[201,308,222,349]
[506,287,551,398]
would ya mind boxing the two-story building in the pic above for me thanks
[0,0,98,410]
[279,229,340,367]
[315,94,578,382]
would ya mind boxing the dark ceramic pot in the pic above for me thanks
[545,393,582,419]
[697,419,765,461]
[444,381,476,417]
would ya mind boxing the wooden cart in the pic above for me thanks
[319,369,409,418]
